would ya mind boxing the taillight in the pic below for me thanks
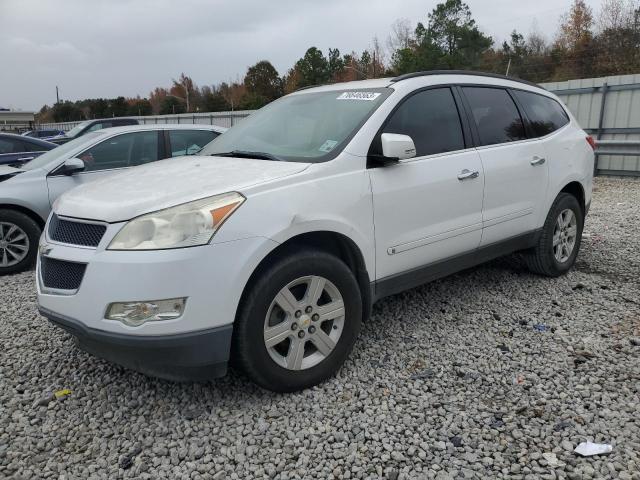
[586,136,596,150]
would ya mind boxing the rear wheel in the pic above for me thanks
[233,249,362,392]
[0,210,41,276]
[523,193,583,277]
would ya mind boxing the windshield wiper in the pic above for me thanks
[213,150,282,161]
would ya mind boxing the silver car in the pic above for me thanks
[0,124,226,275]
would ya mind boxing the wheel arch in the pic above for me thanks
[239,230,373,323]
[0,203,46,229]
[559,181,586,216]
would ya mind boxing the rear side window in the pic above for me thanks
[382,88,465,157]
[169,130,218,156]
[513,90,570,137]
[462,87,526,146]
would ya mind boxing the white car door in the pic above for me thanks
[460,86,549,246]
[46,130,161,208]
[369,87,484,283]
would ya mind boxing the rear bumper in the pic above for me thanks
[39,306,233,381]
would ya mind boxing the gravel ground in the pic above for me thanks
[1,177,639,480]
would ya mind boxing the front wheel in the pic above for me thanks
[232,249,362,392]
[523,193,584,277]
[0,210,41,276]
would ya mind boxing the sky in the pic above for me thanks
[0,0,603,111]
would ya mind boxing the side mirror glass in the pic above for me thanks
[61,158,86,175]
[381,133,416,161]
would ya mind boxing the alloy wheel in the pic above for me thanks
[553,208,577,263]
[0,222,30,267]
[263,275,345,370]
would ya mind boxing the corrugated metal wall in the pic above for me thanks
[542,74,640,175]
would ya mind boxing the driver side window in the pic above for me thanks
[381,88,465,157]
[77,131,159,172]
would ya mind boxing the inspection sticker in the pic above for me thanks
[319,140,338,152]
[337,91,381,101]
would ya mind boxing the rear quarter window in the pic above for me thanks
[512,90,570,137]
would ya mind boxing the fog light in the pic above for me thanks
[106,298,186,327]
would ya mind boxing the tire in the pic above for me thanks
[523,193,584,277]
[0,209,41,276]
[232,249,362,392]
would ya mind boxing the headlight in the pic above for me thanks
[108,192,244,250]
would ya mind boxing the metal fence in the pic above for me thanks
[542,74,640,176]
[38,110,254,131]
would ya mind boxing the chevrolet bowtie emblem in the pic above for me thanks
[39,243,52,256]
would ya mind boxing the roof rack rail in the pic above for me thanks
[390,70,540,88]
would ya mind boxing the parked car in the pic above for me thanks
[0,124,225,274]
[0,133,57,167]
[50,118,140,145]
[22,129,66,141]
[36,72,594,392]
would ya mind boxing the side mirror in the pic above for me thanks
[381,133,417,161]
[60,158,86,175]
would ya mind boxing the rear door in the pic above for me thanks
[369,87,484,281]
[46,130,161,206]
[460,86,549,246]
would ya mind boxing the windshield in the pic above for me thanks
[200,88,391,162]
[65,120,92,138]
[22,131,103,171]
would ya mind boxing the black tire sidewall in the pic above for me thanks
[234,250,362,392]
[0,209,41,275]
[545,194,584,274]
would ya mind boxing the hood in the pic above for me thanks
[55,156,310,222]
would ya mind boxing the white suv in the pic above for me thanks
[37,71,594,392]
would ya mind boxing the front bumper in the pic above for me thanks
[39,306,232,380]
[36,221,278,380]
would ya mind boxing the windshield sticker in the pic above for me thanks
[337,91,381,101]
[319,140,338,153]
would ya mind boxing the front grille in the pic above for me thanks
[40,257,87,291]
[49,214,106,247]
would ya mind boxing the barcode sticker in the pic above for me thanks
[337,92,381,101]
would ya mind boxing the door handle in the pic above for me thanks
[457,169,479,181]
[531,156,546,166]
[17,156,35,161]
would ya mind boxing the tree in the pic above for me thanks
[149,87,168,114]
[555,0,594,50]
[51,101,83,122]
[171,73,196,112]
[127,98,152,116]
[160,96,186,115]
[592,0,640,75]
[553,0,595,79]
[244,60,282,105]
[294,47,330,87]
[200,86,230,112]
[387,18,413,53]
[110,96,128,117]
[426,0,493,67]
[389,0,492,74]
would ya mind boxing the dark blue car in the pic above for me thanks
[0,133,57,166]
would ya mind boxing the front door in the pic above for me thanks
[369,87,484,281]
